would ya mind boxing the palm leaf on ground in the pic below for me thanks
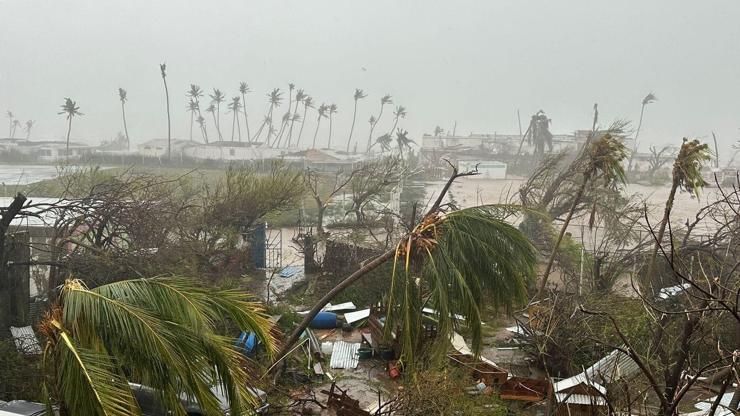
[41,277,275,416]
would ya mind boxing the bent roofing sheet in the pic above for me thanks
[329,341,360,369]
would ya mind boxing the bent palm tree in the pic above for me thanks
[263,88,282,146]
[296,95,313,148]
[187,84,208,143]
[227,96,243,141]
[6,110,14,138]
[388,105,406,137]
[275,173,537,367]
[239,82,252,141]
[537,133,628,298]
[627,93,657,173]
[347,89,367,153]
[11,119,21,139]
[312,103,328,149]
[327,103,338,149]
[58,98,83,163]
[159,63,171,160]
[366,94,392,152]
[24,120,34,140]
[186,99,199,142]
[209,88,225,141]
[40,277,275,416]
[118,88,130,150]
[395,129,415,159]
[286,89,306,147]
[205,104,218,141]
[645,138,710,292]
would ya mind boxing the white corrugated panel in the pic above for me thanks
[329,341,360,369]
[9,326,42,355]
[584,349,640,384]
[555,393,607,406]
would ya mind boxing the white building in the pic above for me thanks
[137,138,193,158]
[182,141,290,161]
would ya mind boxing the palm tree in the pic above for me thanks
[227,96,243,141]
[312,103,328,149]
[196,115,207,142]
[434,126,444,137]
[186,100,199,142]
[645,138,711,292]
[159,63,171,160]
[286,89,306,148]
[6,110,14,138]
[11,120,21,139]
[327,103,338,149]
[366,94,392,152]
[395,129,415,159]
[346,89,367,153]
[375,133,392,152]
[296,95,313,148]
[280,83,295,141]
[24,120,34,140]
[627,93,657,173]
[117,88,130,150]
[209,88,225,141]
[273,112,291,148]
[205,104,218,141]
[537,133,628,298]
[263,88,283,146]
[187,84,208,143]
[388,105,407,137]
[58,98,83,162]
[39,277,275,415]
[238,82,252,142]
[276,201,537,367]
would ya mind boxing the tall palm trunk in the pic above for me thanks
[162,77,171,160]
[645,179,679,293]
[65,117,72,163]
[389,116,399,138]
[231,111,237,141]
[347,99,358,153]
[537,175,589,298]
[327,115,334,149]
[286,103,299,148]
[274,116,288,147]
[210,112,219,142]
[312,117,322,149]
[627,103,647,173]
[367,104,385,152]
[196,104,209,144]
[189,112,194,142]
[121,102,130,150]
[296,104,309,148]
[266,106,275,146]
[215,103,223,141]
[241,92,251,142]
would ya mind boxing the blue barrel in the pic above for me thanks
[309,312,338,329]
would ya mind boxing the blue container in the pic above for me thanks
[309,312,338,329]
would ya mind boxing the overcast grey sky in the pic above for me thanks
[1,0,739,152]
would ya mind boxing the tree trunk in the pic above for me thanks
[347,99,358,153]
[273,248,395,366]
[216,103,223,141]
[537,175,589,298]
[312,118,321,149]
[241,93,251,142]
[327,116,333,149]
[162,77,171,160]
[296,105,308,148]
[646,180,679,295]
[189,111,194,142]
[121,102,130,150]
[65,117,72,163]
[0,195,27,331]
[627,104,646,173]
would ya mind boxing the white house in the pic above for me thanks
[137,138,193,158]
[182,141,289,161]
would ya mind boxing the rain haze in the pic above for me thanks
[1,0,739,149]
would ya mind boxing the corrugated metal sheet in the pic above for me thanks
[329,341,360,369]
[555,393,607,406]
[583,349,640,384]
[9,326,41,355]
